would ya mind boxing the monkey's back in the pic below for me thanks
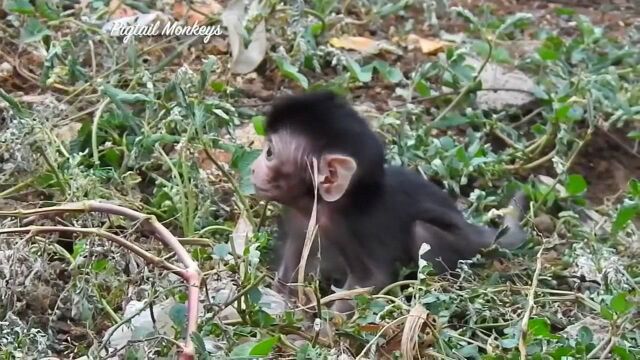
[337,166,478,273]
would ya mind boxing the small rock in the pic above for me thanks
[0,62,13,77]
[533,214,555,235]
[465,57,537,110]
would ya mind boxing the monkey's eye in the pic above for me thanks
[265,144,274,160]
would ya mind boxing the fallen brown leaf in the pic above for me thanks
[173,0,223,25]
[329,36,383,54]
[222,0,268,74]
[203,37,228,55]
[197,148,231,172]
[53,122,83,143]
[406,34,450,55]
[108,0,138,19]
[359,322,398,336]
[237,76,271,100]
[232,213,253,256]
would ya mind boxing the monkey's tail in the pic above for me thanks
[494,191,529,250]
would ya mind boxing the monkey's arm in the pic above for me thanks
[275,210,338,294]
[274,213,307,288]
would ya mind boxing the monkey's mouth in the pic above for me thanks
[253,185,275,198]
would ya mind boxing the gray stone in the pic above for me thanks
[466,56,537,110]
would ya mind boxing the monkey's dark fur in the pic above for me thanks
[266,91,527,296]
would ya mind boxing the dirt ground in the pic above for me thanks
[1,0,639,356]
[454,0,640,205]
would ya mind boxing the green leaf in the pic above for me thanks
[532,86,550,101]
[627,130,640,141]
[577,326,593,345]
[102,85,151,104]
[551,346,574,358]
[230,147,261,195]
[556,104,584,123]
[229,341,255,358]
[458,344,479,357]
[373,60,404,83]
[191,248,211,262]
[538,47,559,61]
[72,240,87,260]
[468,79,483,93]
[538,35,564,61]
[451,7,481,28]
[432,113,469,129]
[570,48,587,64]
[102,148,123,168]
[198,57,219,92]
[528,318,552,338]
[210,81,226,93]
[252,116,266,136]
[34,172,56,188]
[169,303,187,330]
[20,18,52,43]
[213,243,230,259]
[191,332,211,360]
[439,136,455,150]
[4,0,35,15]
[140,134,181,150]
[91,259,109,272]
[566,174,587,196]
[35,0,60,20]
[610,293,633,315]
[0,88,26,116]
[493,47,513,64]
[612,204,639,233]
[555,7,576,16]
[629,179,640,198]
[345,57,373,83]
[229,337,279,358]
[255,309,276,327]
[500,338,519,349]
[310,22,324,36]
[612,345,633,360]
[531,124,546,136]
[375,0,409,16]
[555,104,571,121]
[600,305,614,321]
[247,287,262,304]
[122,1,151,12]
[415,80,431,97]
[274,57,309,89]
[495,13,533,37]
[295,342,312,360]
[472,41,490,60]
[249,336,279,356]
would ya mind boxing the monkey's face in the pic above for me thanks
[251,129,358,206]
[250,131,311,206]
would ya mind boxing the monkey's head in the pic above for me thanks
[250,91,385,208]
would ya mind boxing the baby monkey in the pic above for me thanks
[251,91,527,313]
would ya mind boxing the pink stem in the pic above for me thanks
[3,201,202,359]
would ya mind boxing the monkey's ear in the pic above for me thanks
[318,154,357,202]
